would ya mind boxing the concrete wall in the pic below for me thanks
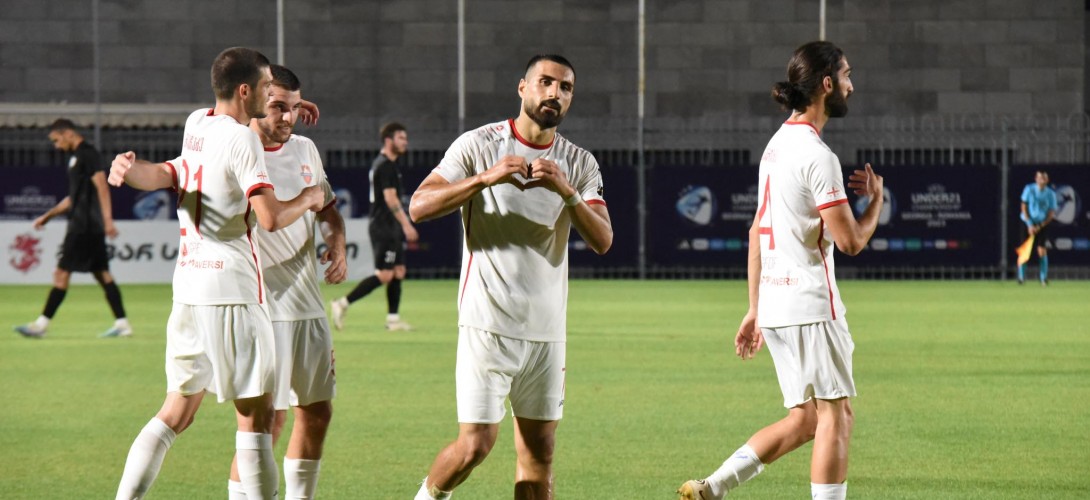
[0,0,1083,127]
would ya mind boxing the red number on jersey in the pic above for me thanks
[757,175,775,250]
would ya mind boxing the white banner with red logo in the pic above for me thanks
[0,220,375,285]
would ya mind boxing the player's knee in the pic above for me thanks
[457,436,495,469]
[394,266,407,280]
[520,441,554,467]
[375,270,394,284]
[299,402,333,432]
[788,408,819,441]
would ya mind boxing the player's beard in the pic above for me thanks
[524,98,565,130]
[261,120,292,144]
[826,80,849,118]
[247,92,267,120]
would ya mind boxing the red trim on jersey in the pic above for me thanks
[321,198,337,212]
[785,120,820,136]
[206,108,215,116]
[817,222,836,320]
[246,182,274,198]
[817,198,848,211]
[264,144,284,152]
[180,228,186,236]
[508,118,553,150]
[244,203,264,304]
[165,161,179,193]
[586,199,607,207]
[459,200,475,307]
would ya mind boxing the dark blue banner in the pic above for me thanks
[2,166,176,221]
[648,165,759,268]
[568,164,639,270]
[1008,165,1090,265]
[849,164,1002,267]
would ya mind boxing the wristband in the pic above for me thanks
[563,192,583,207]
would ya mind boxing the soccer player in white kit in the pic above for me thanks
[108,47,327,500]
[407,55,613,500]
[678,41,884,500]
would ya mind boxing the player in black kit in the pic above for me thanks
[331,122,418,331]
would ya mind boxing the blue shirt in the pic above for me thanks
[1020,183,1058,224]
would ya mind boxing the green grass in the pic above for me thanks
[1,280,1088,499]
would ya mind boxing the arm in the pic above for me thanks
[248,185,325,232]
[1020,202,1037,235]
[316,202,347,284]
[384,187,419,242]
[735,217,763,360]
[821,163,884,256]
[32,197,73,230]
[527,158,613,254]
[91,171,118,238]
[409,155,528,223]
[109,152,174,190]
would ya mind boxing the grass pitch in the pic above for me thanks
[0,280,1087,499]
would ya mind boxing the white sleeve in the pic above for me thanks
[431,132,477,183]
[232,130,272,197]
[574,153,605,205]
[163,155,184,192]
[307,140,336,208]
[809,151,847,210]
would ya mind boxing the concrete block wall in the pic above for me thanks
[0,0,1083,130]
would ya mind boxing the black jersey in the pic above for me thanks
[368,154,404,238]
[65,141,106,234]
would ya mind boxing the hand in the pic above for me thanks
[320,246,347,284]
[403,224,419,243]
[109,151,136,187]
[32,214,48,230]
[528,158,573,196]
[1028,224,1038,236]
[735,310,764,360]
[479,155,529,187]
[299,100,320,126]
[847,163,883,200]
[104,221,119,239]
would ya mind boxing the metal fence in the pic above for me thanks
[4,113,1089,280]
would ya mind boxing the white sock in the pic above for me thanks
[115,418,176,500]
[115,317,131,328]
[335,297,348,308]
[35,315,50,328]
[386,313,400,322]
[236,432,278,499]
[228,480,248,500]
[811,482,847,500]
[705,444,765,497]
[414,477,451,500]
[284,458,321,499]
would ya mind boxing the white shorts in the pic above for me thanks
[762,317,856,409]
[165,303,276,403]
[272,318,337,410]
[456,326,566,424]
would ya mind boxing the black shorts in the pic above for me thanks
[1022,223,1051,247]
[371,236,405,270]
[57,232,109,273]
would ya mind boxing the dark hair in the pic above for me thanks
[210,47,271,100]
[380,122,406,142]
[48,118,77,133]
[525,54,576,81]
[771,41,844,112]
[270,64,301,92]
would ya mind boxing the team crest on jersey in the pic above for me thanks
[8,233,42,274]
[301,164,313,184]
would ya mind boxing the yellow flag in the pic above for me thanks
[1016,235,1035,266]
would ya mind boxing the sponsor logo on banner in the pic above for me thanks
[133,191,172,220]
[4,186,57,218]
[723,185,759,222]
[1074,238,1090,250]
[1055,238,1074,251]
[1054,184,1080,225]
[901,184,971,228]
[853,187,895,225]
[676,185,716,226]
[8,233,43,273]
[871,238,889,251]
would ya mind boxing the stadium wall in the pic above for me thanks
[0,0,1084,130]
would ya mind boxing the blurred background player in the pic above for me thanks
[1018,170,1058,286]
[331,122,418,331]
[108,47,326,500]
[678,41,883,500]
[14,118,131,339]
[407,54,612,500]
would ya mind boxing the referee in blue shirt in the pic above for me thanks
[1019,170,1058,285]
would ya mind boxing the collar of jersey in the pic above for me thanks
[508,118,554,150]
[784,120,820,136]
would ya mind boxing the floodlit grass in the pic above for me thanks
[1,280,1087,499]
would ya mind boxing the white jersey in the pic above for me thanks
[432,119,606,342]
[166,108,272,306]
[755,121,848,328]
[256,135,336,321]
